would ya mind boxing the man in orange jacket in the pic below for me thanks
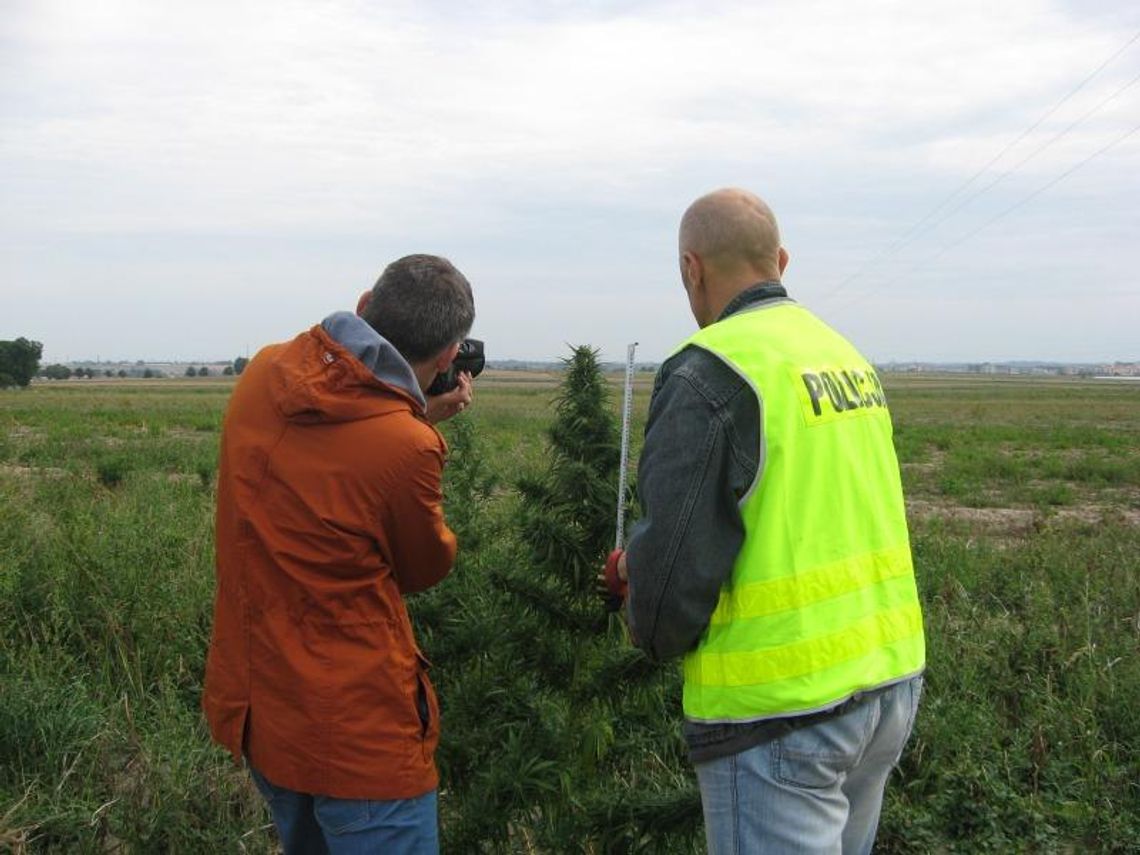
[203,254,475,854]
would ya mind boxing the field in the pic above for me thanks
[2,371,1139,851]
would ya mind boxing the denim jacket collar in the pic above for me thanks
[718,281,790,322]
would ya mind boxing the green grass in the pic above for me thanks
[880,521,1140,850]
[890,376,1140,516]
[1,372,1139,851]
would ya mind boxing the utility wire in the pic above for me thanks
[844,121,1140,300]
[907,68,1140,243]
[816,27,1140,303]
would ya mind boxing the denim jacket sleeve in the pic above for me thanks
[624,345,761,662]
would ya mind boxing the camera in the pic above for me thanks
[426,338,484,396]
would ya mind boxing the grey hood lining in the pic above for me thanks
[321,311,426,410]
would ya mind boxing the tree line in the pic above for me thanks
[0,339,250,386]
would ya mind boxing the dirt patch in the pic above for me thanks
[6,426,44,442]
[165,428,215,440]
[901,449,947,476]
[902,461,939,476]
[1052,504,1140,527]
[165,472,208,485]
[907,499,1038,535]
[907,498,1140,534]
[0,463,69,479]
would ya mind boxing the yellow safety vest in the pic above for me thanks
[679,301,925,723]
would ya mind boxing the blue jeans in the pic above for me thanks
[693,676,922,855]
[248,765,439,855]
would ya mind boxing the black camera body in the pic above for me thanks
[426,338,485,396]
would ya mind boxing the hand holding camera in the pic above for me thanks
[427,339,484,396]
[425,338,484,424]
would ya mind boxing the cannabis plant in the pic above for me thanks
[413,347,701,852]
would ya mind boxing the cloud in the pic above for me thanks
[5,0,1136,234]
[2,0,1138,362]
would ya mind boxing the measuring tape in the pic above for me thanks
[605,342,638,609]
[615,341,638,552]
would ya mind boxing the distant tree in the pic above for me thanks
[104,370,114,378]
[0,338,44,387]
[117,370,128,378]
[43,363,72,381]
[222,365,234,376]
[197,366,209,377]
[143,368,156,379]
[185,366,198,377]
[233,356,249,376]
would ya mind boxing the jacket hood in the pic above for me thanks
[269,312,427,424]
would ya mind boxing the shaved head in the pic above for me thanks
[679,188,782,278]
[677,187,789,327]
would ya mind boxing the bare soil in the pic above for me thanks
[907,497,1140,534]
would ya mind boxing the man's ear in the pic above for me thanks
[435,341,461,373]
[681,251,703,295]
[355,291,372,316]
[778,246,790,275]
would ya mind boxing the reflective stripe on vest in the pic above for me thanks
[677,302,925,723]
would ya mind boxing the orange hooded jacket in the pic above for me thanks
[202,315,456,800]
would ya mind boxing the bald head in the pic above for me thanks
[677,188,789,327]
[680,188,783,280]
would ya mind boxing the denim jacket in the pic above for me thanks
[624,281,797,762]
[625,281,789,658]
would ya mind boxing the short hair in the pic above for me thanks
[361,254,475,362]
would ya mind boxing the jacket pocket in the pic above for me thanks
[415,673,431,737]
[414,651,440,760]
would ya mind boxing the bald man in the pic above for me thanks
[615,189,925,854]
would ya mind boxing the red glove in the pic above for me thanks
[603,548,628,612]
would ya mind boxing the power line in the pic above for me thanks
[854,121,1140,298]
[816,27,1140,303]
[907,68,1140,243]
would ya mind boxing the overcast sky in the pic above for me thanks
[3,0,1138,365]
